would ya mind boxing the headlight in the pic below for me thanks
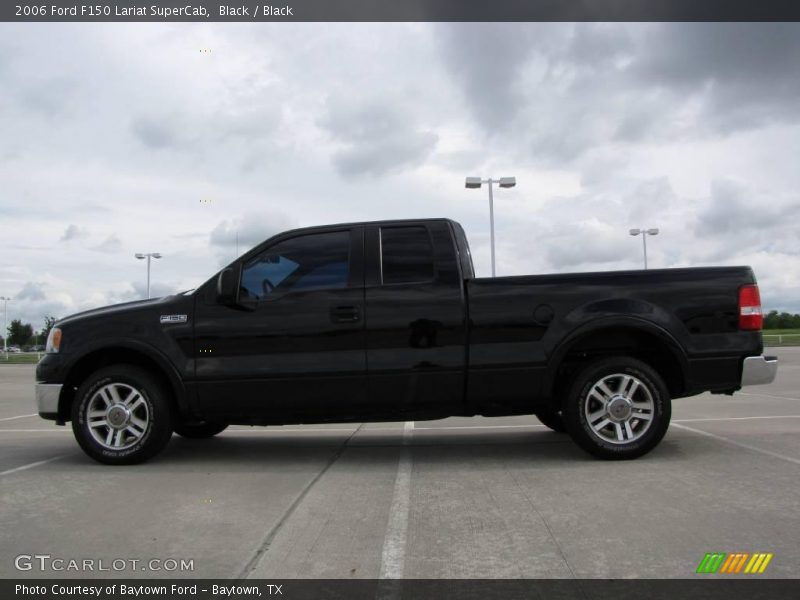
[46,327,62,353]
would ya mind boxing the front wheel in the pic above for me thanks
[563,357,671,460]
[71,365,174,465]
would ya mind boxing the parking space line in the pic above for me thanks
[0,429,69,433]
[510,471,585,585]
[379,421,414,580]
[0,413,37,422]
[414,424,545,430]
[674,415,800,423]
[671,423,800,466]
[237,423,364,579]
[225,427,360,433]
[0,455,66,477]
[738,392,800,401]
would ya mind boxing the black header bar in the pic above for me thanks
[3,0,800,23]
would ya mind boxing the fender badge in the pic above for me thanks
[160,314,188,324]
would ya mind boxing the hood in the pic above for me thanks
[57,295,181,327]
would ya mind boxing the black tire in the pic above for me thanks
[71,365,174,465]
[535,408,567,433]
[174,422,228,439]
[563,356,671,460]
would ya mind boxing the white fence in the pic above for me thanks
[763,334,800,346]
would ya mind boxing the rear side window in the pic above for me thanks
[380,226,435,285]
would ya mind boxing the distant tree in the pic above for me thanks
[7,319,34,347]
[763,310,800,330]
[764,310,779,329]
[42,316,58,344]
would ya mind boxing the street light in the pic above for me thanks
[629,228,659,269]
[0,296,8,357]
[465,176,517,277]
[135,253,162,299]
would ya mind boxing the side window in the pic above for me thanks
[381,226,435,285]
[240,231,350,300]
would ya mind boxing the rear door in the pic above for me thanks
[193,226,366,419]
[364,221,467,413]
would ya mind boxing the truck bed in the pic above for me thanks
[465,266,761,410]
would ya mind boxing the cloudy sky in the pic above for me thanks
[1,22,799,329]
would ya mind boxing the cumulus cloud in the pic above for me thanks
[624,178,676,224]
[438,23,800,165]
[545,218,631,269]
[91,234,123,254]
[60,224,89,242]
[20,77,78,118]
[696,180,786,236]
[16,281,47,301]
[320,97,438,178]
[131,114,186,150]
[105,281,178,304]
[631,24,800,133]
[210,210,297,262]
[131,98,280,154]
[436,23,546,131]
[5,282,70,328]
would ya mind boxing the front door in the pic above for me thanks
[193,227,366,421]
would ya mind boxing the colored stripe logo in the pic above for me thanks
[697,552,773,574]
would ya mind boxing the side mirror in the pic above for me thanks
[216,268,237,305]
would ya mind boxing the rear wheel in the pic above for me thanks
[71,365,173,465]
[174,422,228,439]
[563,356,671,460]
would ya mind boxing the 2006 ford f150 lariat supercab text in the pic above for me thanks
[35,219,778,464]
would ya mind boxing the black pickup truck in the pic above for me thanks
[36,218,777,464]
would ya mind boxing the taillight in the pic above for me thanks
[739,285,763,331]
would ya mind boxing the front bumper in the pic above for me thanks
[35,383,62,419]
[741,356,778,387]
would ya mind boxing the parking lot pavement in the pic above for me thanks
[1,347,798,579]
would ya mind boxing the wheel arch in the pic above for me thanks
[546,317,689,404]
[58,343,189,423]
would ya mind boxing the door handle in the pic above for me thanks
[330,305,360,323]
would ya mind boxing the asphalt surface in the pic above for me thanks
[1,348,798,580]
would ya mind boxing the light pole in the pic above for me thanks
[629,228,659,269]
[0,296,8,357]
[465,176,516,277]
[135,253,162,299]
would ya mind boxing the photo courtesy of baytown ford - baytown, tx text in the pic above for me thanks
[2,2,800,600]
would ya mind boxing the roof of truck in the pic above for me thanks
[278,217,459,237]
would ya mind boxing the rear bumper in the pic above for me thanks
[35,383,62,419]
[741,356,778,387]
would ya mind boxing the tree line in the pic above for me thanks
[2,316,57,349]
[764,310,800,330]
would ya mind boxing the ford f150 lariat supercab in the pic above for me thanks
[35,218,777,464]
